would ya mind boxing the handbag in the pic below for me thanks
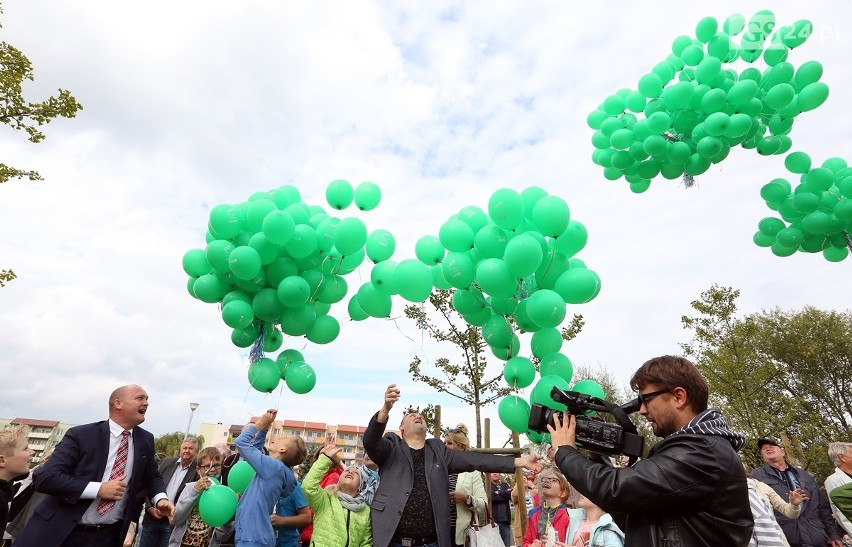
[465,505,505,547]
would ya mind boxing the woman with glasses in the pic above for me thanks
[522,469,571,547]
[443,424,487,547]
[169,447,232,547]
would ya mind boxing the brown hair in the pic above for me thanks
[196,446,221,465]
[281,436,307,467]
[630,355,709,412]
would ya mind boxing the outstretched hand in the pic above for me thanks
[255,409,278,431]
[321,441,341,460]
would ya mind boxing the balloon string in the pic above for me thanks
[249,322,267,363]
[845,230,852,255]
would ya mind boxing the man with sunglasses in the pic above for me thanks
[547,355,753,546]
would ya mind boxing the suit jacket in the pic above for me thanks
[140,456,197,527]
[12,420,166,547]
[362,413,516,547]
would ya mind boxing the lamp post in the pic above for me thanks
[185,402,199,439]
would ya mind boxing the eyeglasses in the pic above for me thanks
[540,477,560,485]
[637,388,671,407]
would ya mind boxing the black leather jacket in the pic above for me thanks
[554,433,753,546]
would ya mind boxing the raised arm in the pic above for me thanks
[362,384,400,466]
[236,410,284,479]
[301,443,337,512]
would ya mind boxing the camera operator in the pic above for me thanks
[547,355,753,546]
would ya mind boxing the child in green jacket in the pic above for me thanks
[302,442,371,547]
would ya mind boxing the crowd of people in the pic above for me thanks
[4,355,852,546]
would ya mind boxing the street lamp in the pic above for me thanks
[185,402,200,439]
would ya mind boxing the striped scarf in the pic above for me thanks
[670,408,746,451]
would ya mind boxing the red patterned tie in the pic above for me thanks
[96,430,130,515]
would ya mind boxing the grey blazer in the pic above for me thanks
[363,413,516,547]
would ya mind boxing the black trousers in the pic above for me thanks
[58,523,123,547]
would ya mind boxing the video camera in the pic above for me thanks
[528,387,644,458]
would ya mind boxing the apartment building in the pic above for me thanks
[0,417,75,464]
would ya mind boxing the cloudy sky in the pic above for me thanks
[1,1,849,446]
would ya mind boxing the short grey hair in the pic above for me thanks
[182,437,199,448]
[828,442,852,467]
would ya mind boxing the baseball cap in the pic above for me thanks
[757,437,782,449]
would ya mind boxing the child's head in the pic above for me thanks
[337,464,362,496]
[537,468,570,504]
[0,425,33,479]
[274,435,307,467]
[576,492,600,512]
[195,446,222,478]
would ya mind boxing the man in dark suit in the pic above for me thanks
[363,384,541,547]
[13,384,175,547]
[137,437,198,547]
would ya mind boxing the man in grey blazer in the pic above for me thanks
[137,437,198,547]
[363,384,540,547]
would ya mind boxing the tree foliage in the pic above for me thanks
[1,5,83,184]
[404,289,584,448]
[0,268,15,287]
[681,284,852,482]
[154,432,204,461]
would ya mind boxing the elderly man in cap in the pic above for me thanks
[752,436,845,547]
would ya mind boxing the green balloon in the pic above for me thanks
[285,361,316,394]
[646,111,671,134]
[587,110,608,130]
[394,259,433,302]
[285,225,318,259]
[488,188,524,230]
[753,231,774,247]
[193,274,227,304]
[250,289,282,324]
[226,460,256,495]
[525,290,566,329]
[347,295,368,322]
[231,324,258,348]
[221,300,254,329]
[457,205,490,233]
[183,249,212,277]
[276,348,304,378]
[277,276,311,307]
[770,241,798,257]
[248,358,280,393]
[315,275,347,304]
[760,179,791,202]
[414,236,444,265]
[783,19,813,48]
[503,234,544,278]
[680,44,704,66]
[490,333,521,360]
[531,196,570,237]
[326,179,354,210]
[306,315,340,344]
[354,181,381,211]
[482,315,513,349]
[553,221,587,258]
[441,252,475,289]
[805,168,835,192]
[707,32,733,61]
[474,225,509,259]
[758,217,786,237]
[571,379,605,400]
[262,210,296,245]
[554,268,601,304]
[498,396,531,433]
[280,304,316,336]
[206,240,235,274]
[823,245,849,262]
[531,328,563,359]
[452,288,486,316]
[439,219,474,253]
[797,82,829,112]
[512,299,540,333]
[625,90,647,112]
[357,283,392,318]
[530,375,570,411]
[199,484,238,526]
[695,16,719,43]
[695,57,722,84]
[503,357,536,389]
[248,233,279,266]
[262,327,283,352]
[539,352,573,383]
[476,258,516,298]
[365,229,395,263]
[370,260,398,295]
[333,218,367,256]
[209,204,242,239]
[463,306,494,328]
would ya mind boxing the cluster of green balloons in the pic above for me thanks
[183,180,384,394]
[755,151,852,261]
[589,11,827,193]
[351,186,601,352]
